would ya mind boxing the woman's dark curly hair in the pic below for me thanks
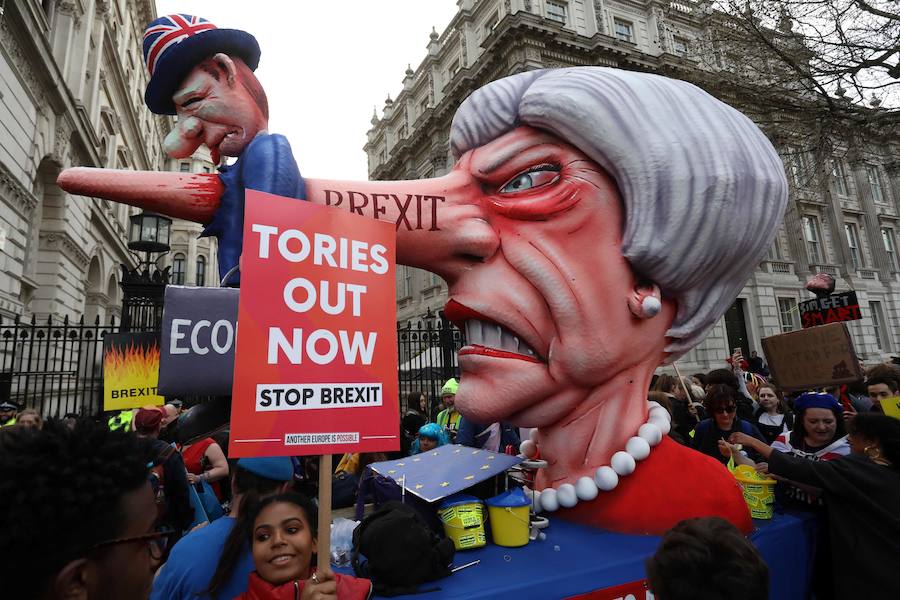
[0,420,150,599]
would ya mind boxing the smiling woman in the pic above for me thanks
[233,493,372,600]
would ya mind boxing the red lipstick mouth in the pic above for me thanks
[445,299,544,363]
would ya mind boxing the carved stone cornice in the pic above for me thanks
[0,163,39,217]
[39,230,91,268]
[0,14,48,107]
[95,0,111,18]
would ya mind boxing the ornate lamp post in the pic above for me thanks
[120,212,172,331]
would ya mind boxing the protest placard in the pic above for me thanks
[798,291,862,329]
[762,322,863,391]
[103,332,165,411]
[229,190,399,457]
[158,286,238,396]
[881,396,900,420]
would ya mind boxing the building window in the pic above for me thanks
[844,223,862,269]
[767,238,783,261]
[546,1,568,24]
[788,150,809,187]
[831,158,848,196]
[196,255,206,287]
[614,19,634,43]
[673,36,689,57]
[202,166,211,173]
[172,253,186,285]
[484,12,499,37]
[882,227,898,271]
[803,215,823,264]
[870,300,889,351]
[446,57,460,83]
[867,166,885,204]
[419,98,429,116]
[777,297,799,333]
[179,162,191,173]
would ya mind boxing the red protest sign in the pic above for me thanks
[229,190,399,457]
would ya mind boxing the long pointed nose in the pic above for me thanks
[57,166,501,278]
[305,172,499,279]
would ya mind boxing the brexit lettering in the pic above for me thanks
[110,386,158,399]
[323,189,444,231]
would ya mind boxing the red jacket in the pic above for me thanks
[235,571,372,600]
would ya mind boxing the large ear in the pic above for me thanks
[54,558,90,600]
[627,281,662,319]
[212,52,238,86]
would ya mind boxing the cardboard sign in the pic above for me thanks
[158,286,238,396]
[799,291,861,329]
[103,332,165,410]
[881,396,900,420]
[229,190,399,457]
[762,322,863,391]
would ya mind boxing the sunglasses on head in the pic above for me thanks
[714,405,736,414]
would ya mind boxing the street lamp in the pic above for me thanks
[120,211,172,331]
[128,212,172,267]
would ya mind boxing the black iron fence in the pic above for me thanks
[0,315,147,417]
[1,311,467,419]
[397,319,466,415]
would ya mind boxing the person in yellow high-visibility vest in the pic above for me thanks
[107,409,134,431]
[435,378,461,441]
[0,402,17,427]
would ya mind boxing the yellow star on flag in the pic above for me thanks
[415,484,424,490]
[481,464,490,470]
[464,475,474,480]
[441,481,450,487]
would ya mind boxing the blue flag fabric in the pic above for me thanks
[368,444,523,502]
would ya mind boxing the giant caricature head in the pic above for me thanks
[143,15,268,164]
[435,68,788,430]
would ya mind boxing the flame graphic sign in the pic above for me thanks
[103,332,164,411]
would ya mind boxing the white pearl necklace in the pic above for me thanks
[521,402,673,513]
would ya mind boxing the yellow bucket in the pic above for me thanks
[486,488,531,547]
[438,495,486,551]
[733,465,776,520]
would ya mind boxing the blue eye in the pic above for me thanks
[500,167,560,194]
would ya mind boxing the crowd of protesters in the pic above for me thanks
[1,349,899,600]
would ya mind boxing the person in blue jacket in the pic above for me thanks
[150,457,294,600]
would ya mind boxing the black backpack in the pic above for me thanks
[352,501,455,597]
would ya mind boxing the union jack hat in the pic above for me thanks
[142,14,260,115]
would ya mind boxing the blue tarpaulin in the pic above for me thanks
[340,510,816,599]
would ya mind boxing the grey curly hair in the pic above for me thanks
[450,68,788,360]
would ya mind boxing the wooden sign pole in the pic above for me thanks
[317,453,333,573]
[672,362,693,401]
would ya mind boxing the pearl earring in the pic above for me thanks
[641,296,661,318]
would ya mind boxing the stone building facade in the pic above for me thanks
[0,0,215,326]
[365,0,900,372]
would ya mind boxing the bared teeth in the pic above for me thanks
[464,319,539,359]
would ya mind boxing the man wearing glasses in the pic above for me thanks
[0,420,173,599]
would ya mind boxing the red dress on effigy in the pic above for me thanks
[556,437,753,535]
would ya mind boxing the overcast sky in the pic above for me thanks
[154,1,458,180]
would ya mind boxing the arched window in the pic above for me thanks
[172,253,186,285]
[196,255,207,287]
